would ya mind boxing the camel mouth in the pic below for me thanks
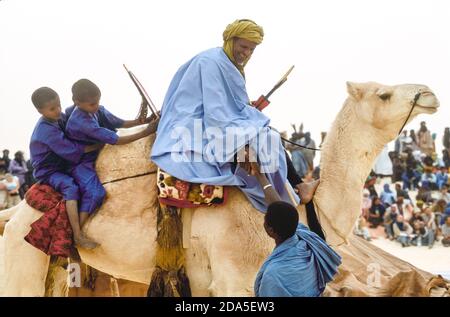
[415,91,439,112]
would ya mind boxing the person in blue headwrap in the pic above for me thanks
[249,161,341,296]
[380,183,397,207]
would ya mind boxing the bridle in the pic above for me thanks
[397,92,422,137]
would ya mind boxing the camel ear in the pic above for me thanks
[346,82,363,100]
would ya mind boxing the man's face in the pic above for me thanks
[38,97,62,121]
[3,150,9,156]
[232,37,257,65]
[75,95,100,113]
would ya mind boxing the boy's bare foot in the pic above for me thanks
[295,179,320,204]
[74,235,100,250]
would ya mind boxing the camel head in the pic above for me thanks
[346,81,439,141]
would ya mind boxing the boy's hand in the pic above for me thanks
[142,110,161,124]
[138,99,149,124]
[143,117,160,135]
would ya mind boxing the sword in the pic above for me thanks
[123,64,160,120]
[253,65,295,111]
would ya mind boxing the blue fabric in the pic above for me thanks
[66,105,124,133]
[46,172,80,201]
[290,150,308,178]
[66,106,122,148]
[436,172,448,189]
[70,161,106,213]
[30,115,85,181]
[254,223,342,297]
[151,47,298,211]
[380,184,396,206]
[65,105,123,213]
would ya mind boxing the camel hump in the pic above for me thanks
[96,129,158,184]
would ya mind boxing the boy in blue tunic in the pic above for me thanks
[30,87,103,249]
[65,79,159,230]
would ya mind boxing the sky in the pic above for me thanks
[0,0,449,164]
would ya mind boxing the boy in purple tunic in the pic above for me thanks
[65,79,159,231]
[30,87,102,249]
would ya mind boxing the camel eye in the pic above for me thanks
[378,92,391,101]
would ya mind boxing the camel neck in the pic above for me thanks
[313,99,388,245]
[320,100,387,189]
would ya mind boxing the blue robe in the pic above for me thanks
[254,224,342,297]
[151,47,298,211]
[30,115,84,200]
[65,106,124,213]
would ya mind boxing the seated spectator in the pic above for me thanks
[422,206,437,247]
[393,215,414,247]
[421,167,438,190]
[380,183,396,207]
[364,171,379,198]
[423,155,434,169]
[441,216,450,247]
[402,166,421,190]
[436,166,448,190]
[441,203,450,226]
[416,184,434,204]
[384,204,399,239]
[8,151,28,199]
[409,208,425,227]
[1,173,21,208]
[443,149,450,169]
[411,220,435,248]
[368,197,385,228]
[394,196,414,221]
[436,184,450,204]
[416,200,425,212]
[361,189,372,219]
[432,199,447,228]
[392,155,404,183]
[354,216,371,241]
[395,183,411,201]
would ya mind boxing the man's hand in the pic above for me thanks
[238,145,257,175]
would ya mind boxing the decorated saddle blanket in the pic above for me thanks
[157,169,227,208]
[24,184,73,258]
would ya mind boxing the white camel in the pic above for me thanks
[1,81,446,297]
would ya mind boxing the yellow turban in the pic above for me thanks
[223,19,264,76]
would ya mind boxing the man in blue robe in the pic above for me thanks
[249,162,341,296]
[65,79,159,230]
[254,201,341,296]
[151,19,318,212]
[30,87,101,249]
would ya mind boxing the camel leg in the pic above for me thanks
[1,202,50,296]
